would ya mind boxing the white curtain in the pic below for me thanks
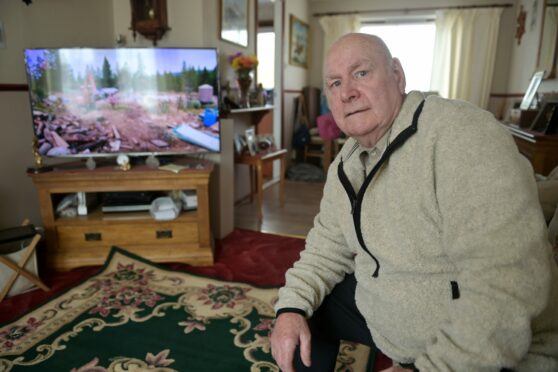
[319,15,360,52]
[430,8,503,109]
[537,7,558,76]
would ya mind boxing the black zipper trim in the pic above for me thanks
[338,100,425,277]
[450,281,460,299]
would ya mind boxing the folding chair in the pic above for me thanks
[0,219,49,302]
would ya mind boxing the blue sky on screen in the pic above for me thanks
[25,48,218,78]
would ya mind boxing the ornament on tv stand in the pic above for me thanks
[26,137,53,174]
[116,154,131,171]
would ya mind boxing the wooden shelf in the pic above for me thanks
[229,104,274,114]
[29,159,215,271]
[55,208,199,225]
[222,105,274,123]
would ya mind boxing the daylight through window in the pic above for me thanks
[361,20,436,93]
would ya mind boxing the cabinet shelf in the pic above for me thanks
[29,159,214,271]
[55,208,199,225]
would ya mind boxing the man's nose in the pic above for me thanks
[340,82,358,102]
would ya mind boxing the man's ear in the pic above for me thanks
[392,58,406,94]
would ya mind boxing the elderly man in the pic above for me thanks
[270,33,558,372]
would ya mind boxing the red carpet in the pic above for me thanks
[0,228,391,369]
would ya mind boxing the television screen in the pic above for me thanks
[24,48,220,157]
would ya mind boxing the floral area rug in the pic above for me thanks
[0,247,374,371]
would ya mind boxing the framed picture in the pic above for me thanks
[289,15,309,68]
[530,101,558,134]
[233,133,246,155]
[520,70,545,110]
[220,0,248,48]
[245,128,257,156]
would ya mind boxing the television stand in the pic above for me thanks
[28,159,215,271]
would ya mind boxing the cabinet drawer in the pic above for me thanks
[56,222,199,250]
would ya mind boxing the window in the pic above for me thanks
[257,31,275,89]
[361,19,436,92]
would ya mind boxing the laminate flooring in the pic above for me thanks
[234,179,324,238]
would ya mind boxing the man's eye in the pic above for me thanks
[329,80,341,88]
[356,70,368,78]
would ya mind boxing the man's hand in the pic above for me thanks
[270,312,311,372]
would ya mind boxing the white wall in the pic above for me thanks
[283,0,309,159]
[0,0,114,83]
[112,0,205,49]
[0,0,114,228]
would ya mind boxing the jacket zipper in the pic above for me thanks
[338,100,425,277]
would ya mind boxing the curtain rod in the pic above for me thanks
[313,3,513,17]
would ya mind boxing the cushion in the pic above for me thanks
[316,112,342,140]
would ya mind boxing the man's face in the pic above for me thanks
[324,35,406,147]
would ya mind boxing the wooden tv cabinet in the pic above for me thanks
[29,159,214,271]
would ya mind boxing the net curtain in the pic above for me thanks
[430,8,503,109]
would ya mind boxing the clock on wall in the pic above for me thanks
[130,0,171,46]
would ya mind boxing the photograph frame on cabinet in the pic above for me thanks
[234,133,246,155]
[219,0,249,48]
[244,128,257,156]
[520,70,545,110]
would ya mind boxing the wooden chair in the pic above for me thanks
[295,94,332,171]
[0,219,49,302]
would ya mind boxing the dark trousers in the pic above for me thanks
[293,273,378,371]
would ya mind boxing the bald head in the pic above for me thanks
[325,33,394,80]
[322,33,406,148]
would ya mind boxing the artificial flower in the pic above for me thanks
[228,52,259,71]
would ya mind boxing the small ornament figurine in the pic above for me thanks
[27,138,53,174]
[116,154,131,171]
[255,83,266,106]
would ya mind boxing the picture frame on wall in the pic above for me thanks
[220,0,249,48]
[234,133,246,155]
[520,70,545,110]
[289,15,309,68]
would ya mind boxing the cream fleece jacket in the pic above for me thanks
[275,91,558,371]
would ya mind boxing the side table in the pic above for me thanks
[235,149,287,220]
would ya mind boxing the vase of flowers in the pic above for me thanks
[228,52,258,108]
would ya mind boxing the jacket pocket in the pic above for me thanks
[450,280,460,300]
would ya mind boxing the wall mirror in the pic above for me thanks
[537,0,558,79]
[220,0,249,47]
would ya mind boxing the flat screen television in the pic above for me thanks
[24,47,221,158]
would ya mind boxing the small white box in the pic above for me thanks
[183,190,197,211]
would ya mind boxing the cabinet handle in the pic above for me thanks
[84,232,102,241]
[156,230,173,239]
